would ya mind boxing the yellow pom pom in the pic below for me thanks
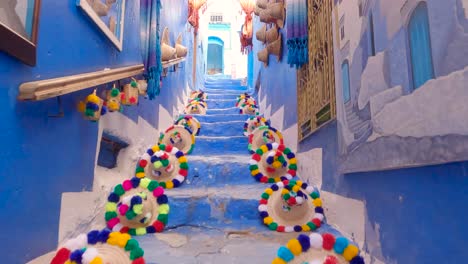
[265,188,273,195]
[343,244,359,261]
[152,146,160,152]
[158,204,170,215]
[140,178,151,188]
[90,257,103,264]
[107,232,131,247]
[272,257,287,264]
[105,202,117,212]
[263,216,273,225]
[251,169,260,176]
[178,156,188,163]
[289,158,297,165]
[133,204,143,214]
[107,101,119,111]
[165,181,174,189]
[313,198,322,207]
[296,180,302,186]
[292,185,300,192]
[260,145,268,153]
[136,227,146,236]
[64,261,75,264]
[136,172,145,178]
[302,224,311,231]
[77,101,86,113]
[281,189,289,195]
[272,161,282,169]
[87,93,100,104]
[286,239,302,255]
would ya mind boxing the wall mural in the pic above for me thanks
[77,0,126,50]
[333,0,468,173]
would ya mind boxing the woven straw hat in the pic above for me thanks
[189,90,207,100]
[135,144,189,188]
[272,233,365,264]
[175,33,188,58]
[185,100,207,115]
[161,27,176,61]
[236,96,256,108]
[159,125,196,154]
[258,180,324,233]
[249,142,297,183]
[248,126,284,153]
[240,103,259,115]
[175,115,201,136]
[105,177,170,236]
[244,116,270,136]
[50,229,146,264]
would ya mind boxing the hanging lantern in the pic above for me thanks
[240,0,255,54]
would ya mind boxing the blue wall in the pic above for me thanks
[0,0,188,263]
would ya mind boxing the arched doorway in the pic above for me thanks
[408,2,434,90]
[207,36,224,75]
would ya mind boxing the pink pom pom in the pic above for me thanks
[119,204,129,215]
[123,180,133,191]
[153,186,164,197]
[107,217,120,229]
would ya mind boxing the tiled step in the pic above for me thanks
[203,87,249,93]
[205,99,237,109]
[199,121,246,137]
[194,114,248,123]
[192,136,248,155]
[206,107,241,115]
[206,93,239,100]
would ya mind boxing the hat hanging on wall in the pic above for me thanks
[256,0,268,9]
[266,26,279,44]
[135,144,189,189]
[271,233,366,264]
[259,9,276,25]
[258,179,324,233]
[49,228,146,264]
[122,78,140,106]
[78,89,107,121]
[159,125,196,155]
[105,177,170,236]
[175,115,201,136]
[248,126,284,153]
[266,1,285,28]
[258,47,269,67]
[175,33,188,58]
[256,24,267,43]
[249,142,297,183]
[243,116,271,136]
[267,34,283,62]
[161,27,176,62]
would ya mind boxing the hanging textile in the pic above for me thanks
[239,0,255,54]
[140,0,163,99]
[188,0,207,34]
[286,0,308,68]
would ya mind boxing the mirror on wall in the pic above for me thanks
[77,0,126,51]
[0,0,41,66]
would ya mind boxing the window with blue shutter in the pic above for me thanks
[342,61,351,103]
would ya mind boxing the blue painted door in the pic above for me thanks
[409,3,434,89]
[341,61,351,103]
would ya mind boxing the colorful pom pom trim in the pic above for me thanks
[159,126,196,155]
[175,115,201,136]
[272,233,365,263]
[190,90,207,100]
[235,93,256,108]
[249,143,297,183]
[50,228,145,264]
[258,180,324,232]
[248,126,284,154]
[136,144,189,188]
[105,177,170,235]
[243,116,271,136]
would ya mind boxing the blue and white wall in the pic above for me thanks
[0,1,189,263]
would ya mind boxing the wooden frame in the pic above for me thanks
[0,0,42,66]
[76,0,126,51]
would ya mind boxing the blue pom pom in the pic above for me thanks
[333,237,349,254]
[98,229,111,242]
[350,256,365,264]
[131,177,141,188]
[297,190,304,197]
[86,102,99,111]
[284,185,292,190]
[294,225,302,232]
[301,183,308,189]
[70,249,84,262]
[271,184,279,191]
[287,153,295,159]
[315,207,324,214]
[151,156,158,163]
[157,195,169,204]
[280,176,288,181]
[297,234,311,252]
[100,106,107,115]
[175,151,184,158]
[108,192,120,203]
[266,143,273,150]
[146,226,156,233]
[260,211,269,218]
[266,156,274,164]
[131,196,143,206]
[277,246,294,262]
[172,179,181,187]
[87,230,100,245]
[254,174,263,181]
[147,149,154,155]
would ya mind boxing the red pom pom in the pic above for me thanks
[161,153,169,160]
[324,255,339,264]
[252,154,261,161]
[259,199,268,205]
[51,248,70,264]
[153,221,165,232]
[248,134,254,141]
[282,180,290,186]
[120,226,130,233]
[322,233,335,250]
[288,197,296,205]
[130,97,137,104]
[132,257,146,264]
[121,93,126,100]
[277,226,285,232]
[260,177,268,183]
[288,170,297,176]
[139,160,148,167]
[312,218,321,227]
[278,144,286,151]
[266,167,276,173]
[165,145,173,152]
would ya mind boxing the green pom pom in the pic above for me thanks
[157,214,169,224]
[136,167,145,173]
[249,165,259,171]
[307,222,317,230]
[159,182,167,188]
[289,180,297,186]
[131,81,138,88]
[148,181,159,191]
[124,239,139,251]
[268,178,275,183]
[133,204,143,215]
[159,144,166,150]
[105,211,118,221]
[128,229,136,236]
[261,193,269,199]
[283,193,291,200]
[114,184,125,196]
[85,109,95,117]
[130,247,144,260]
[111,88,120,97]
[256,149,264,155]
[153,161,163,169]
[278,155,286,164]
[268,222,278,230]
[126,210,137,220]
[180,162,189,169]
[161,159,169,167]
[283,148,292,155]
[311,192,319,199]
[289,164,298,170]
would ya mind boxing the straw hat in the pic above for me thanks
[256,24,267,43]
[266,2,285,28]
[258,180,324,233]
[185,100,207,115]
[159,125,196,154]
[240,103,259,115]
[135,144,189,188]
[175,115,201,136]
[258,47,269,66]
[256,0,268,9]
[248,126,284,153]
[175,33,188,58]
[272,233,365,264]
[236,94,256,108]
[244,116,270,136]
[267,33,282,61]
[50,229,146,264]
[266,26,279,44]
[249,142,297,183]
[105,177,170,236]
[161,27,176,61]
[189,90,207,100]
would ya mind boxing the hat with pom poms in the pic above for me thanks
[235,93,256,108]
[244,116,271,136]
[240,101,259,115]
[248,126,284,153]
[159,125,195,155]
[249,142,297,183]
[135,144,189,189]
[50,228,146,264]
[105,177,170,236]
[185,100,207,115]
[175,115,201,136]
[271,233,365,264]
[189,90,207,100]
[79,89,106,121]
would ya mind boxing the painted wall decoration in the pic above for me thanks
[0,0,41,65]
[332,0,468,173]
[77,0,126,50]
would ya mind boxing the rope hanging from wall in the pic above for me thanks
[286,0,309,68]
